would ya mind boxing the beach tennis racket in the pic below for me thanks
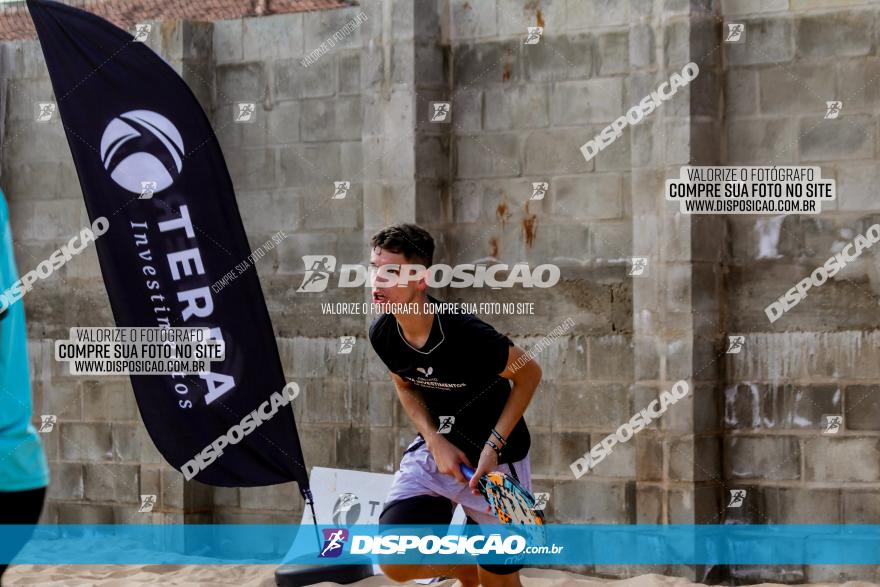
[460,464,545,525]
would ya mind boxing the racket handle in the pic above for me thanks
[459,464,476,480]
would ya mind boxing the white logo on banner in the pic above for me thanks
[100,110,184,194]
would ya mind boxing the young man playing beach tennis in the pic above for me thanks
[368,224,542,587]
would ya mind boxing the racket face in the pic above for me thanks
[478,471,545,525]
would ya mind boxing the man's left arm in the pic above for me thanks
[468,344,542,492]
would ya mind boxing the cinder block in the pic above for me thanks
[215,62,264,104]
[301,97,362,142]
[549,78,624,125]
[274,57,336,100]
[766,487,841,523]
[565,0,629,29]
[799,115,874,162]
[636,432,663,482]
[56,503,115,524]
[278,143,342,187]
[635,483,664,523]
[538,333,587,381]
[524,129,592,175]
[588,335,634,381]
[484,86,548,130]
[9,40,50,79]
[797,11,872,59]
[667,485,721,524]
[47,462,84,501]
[3,161,78,201]
[336,427,371,470]
[6,77,56,121]
[264,101,300,146]
[239,482,301,511]
[554,479,631,523]
[523,34,592,82]
[212,19,242,65]
[338,52,360,94]
[629,24,655,70]
[725,68,758,116]
[555,383,629,430]
[589,435,636,478]
[243,13,303,61]
[589,220,631,259]
[668,436,721,482]
[213,486,240,507]
[450,0,497,39]
[845,385,880,430]
[36,380,81,421]
[804,438,880,482]
[112,422,163,465]
[723,435,800,480]
[843,490,880,523]
[725,18,795,66]
[303,7,365,51]
[60,422,112,462]
[805,565,879,584]
[456,134,520,178]
[723,0,789,13]
[453,41,519,86]
[83,462,139,503]
[597,32,629,75]
[727,118,797,164]
[80,380,138,422]
[759,63,836,115]
[298,426,336,468]
[226,148,277,191]
[370,427,395,473]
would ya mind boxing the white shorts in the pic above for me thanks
[384,437,532,525]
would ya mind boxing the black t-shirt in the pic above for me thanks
[368,296,530,465]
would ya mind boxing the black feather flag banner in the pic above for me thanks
[27,0,310,492]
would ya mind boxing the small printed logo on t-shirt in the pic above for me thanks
[405,367,467,390]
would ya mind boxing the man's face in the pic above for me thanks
[369,247,427,307]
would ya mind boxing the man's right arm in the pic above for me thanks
[390,372,470,481]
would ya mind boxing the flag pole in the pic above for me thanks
[302,487,321,550]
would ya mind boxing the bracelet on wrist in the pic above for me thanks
[490,428,507,446]
[484,439,502,456]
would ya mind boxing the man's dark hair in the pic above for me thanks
[370,224,434,266]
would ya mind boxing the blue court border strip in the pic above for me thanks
[3,524,879,565]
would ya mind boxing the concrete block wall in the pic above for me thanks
[720,2,880,582]
[445,6,638,556]
[1,0,878,582]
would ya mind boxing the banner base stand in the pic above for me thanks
[275,562,374,587]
